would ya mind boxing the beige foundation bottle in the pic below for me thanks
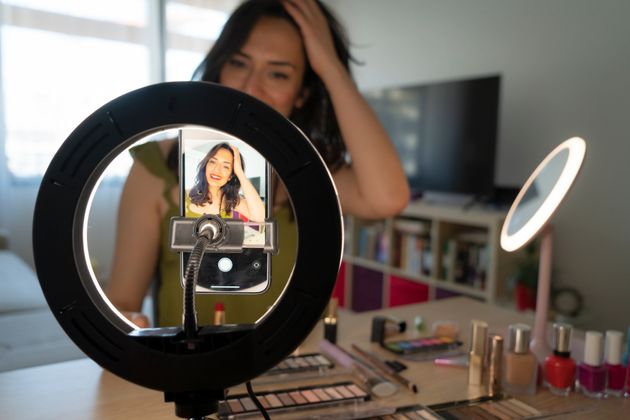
[503,323,538,395]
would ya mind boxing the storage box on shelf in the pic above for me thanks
[337,201,523,311]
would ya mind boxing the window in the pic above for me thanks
[0,0,238,181]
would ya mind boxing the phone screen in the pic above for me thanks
[179,127,271,293]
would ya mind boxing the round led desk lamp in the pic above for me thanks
[500,137,586,362]
[32,82,343,418]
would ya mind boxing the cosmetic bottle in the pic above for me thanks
[623,326,630,366]
[323,297,338,344]
[577,331,606,398]
[467,320,488,386]
[544,323,576,396]
[486,334,503,396]
[604,330,625,397]
[213,302,225,325]
[503,324,537,395]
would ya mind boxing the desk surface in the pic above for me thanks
[1,297,628,419]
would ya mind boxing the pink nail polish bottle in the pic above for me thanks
[577,331,606,398]
[604,330,625,397]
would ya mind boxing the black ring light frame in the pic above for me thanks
[32,82,343,415]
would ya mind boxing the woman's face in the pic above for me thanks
[205,147,234,188]
[219,16,307,117]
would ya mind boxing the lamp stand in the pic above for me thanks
[530,224,553,362]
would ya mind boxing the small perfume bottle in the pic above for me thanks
[503,324,537,395]
[544,323,576,396]
[577,331,606,398]
[604,330,625,397]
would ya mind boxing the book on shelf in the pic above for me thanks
[441,230,489,289]
[393,218,432,276]
[356,222,387,263]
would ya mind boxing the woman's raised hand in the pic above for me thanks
[282,0,343,78]
[230,145,245,180]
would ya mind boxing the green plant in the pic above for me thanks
[513,244,538,290]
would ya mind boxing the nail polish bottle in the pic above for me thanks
[604,330,625,397]
[577,331,606,398]
[503,324,537,395]
[544,323,576,396]
[623,326,630,366]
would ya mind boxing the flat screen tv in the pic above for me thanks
[363,75,500,198]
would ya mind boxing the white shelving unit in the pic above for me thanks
[341,201,523,310]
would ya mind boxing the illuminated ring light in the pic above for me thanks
[500,137,586,252]
[32,82,343,393]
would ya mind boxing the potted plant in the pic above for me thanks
[510,244,538,311]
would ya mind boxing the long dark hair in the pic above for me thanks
[188,142,244,213]
[191,0,354,171]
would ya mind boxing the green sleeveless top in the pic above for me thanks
[130,142,297,326]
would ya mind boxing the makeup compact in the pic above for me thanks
[429,396,544,419]
[264,353,334,376]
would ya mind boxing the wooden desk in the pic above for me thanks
[1,297,628,419]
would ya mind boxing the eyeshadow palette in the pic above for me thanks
[429,397,543,419]
[376,404,444,420]
[382,336,463,355]
[263,352,334,375]
[218,381,369,418]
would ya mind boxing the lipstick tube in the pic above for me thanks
[324,297,338,344]
[468,320,488,386]
[487,334,504,396]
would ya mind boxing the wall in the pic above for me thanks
[328,0,630,331]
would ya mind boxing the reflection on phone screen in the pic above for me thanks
[179,128,271,293]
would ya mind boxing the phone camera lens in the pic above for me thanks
[252,261,262,270]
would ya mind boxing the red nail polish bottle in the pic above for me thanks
[544,323,576,396]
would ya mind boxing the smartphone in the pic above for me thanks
[179,127,271,293]
[382,336,463,355]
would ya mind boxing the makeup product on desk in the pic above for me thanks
[382,404,443,420]
[351,344,418,393]
[577,330,606,398]
[383,336,462,356]
[324,297,338,344]
[604,330,625,397]
[213,302,225,325]
[623,325,630,366]
[486,334,503,397]
[264,353,334,376]
[428,395,545,420]
[544,323,576,396]
[503,323,537,395]
[468,320,487,386]
[434,354,468,367]
[371,315,407,343]
[432,320,460,340]
[217,381,370,418]
[320,339,398,397]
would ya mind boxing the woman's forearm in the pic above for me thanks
[322,63,410,217]
[237,175,266,222]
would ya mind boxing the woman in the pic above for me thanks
[186,143,265,222]
[107,0,409,327]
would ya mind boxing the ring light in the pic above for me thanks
[32,82,343,417]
